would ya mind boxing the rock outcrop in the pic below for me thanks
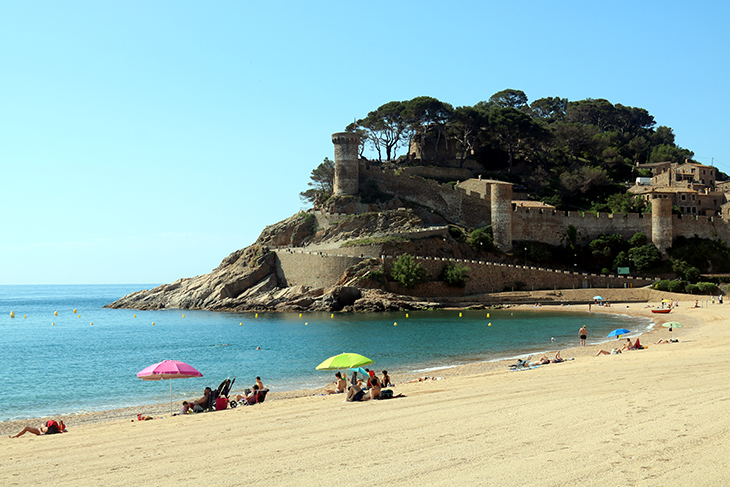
[106,209,451,312]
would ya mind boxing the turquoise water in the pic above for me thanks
[0,285,651,422]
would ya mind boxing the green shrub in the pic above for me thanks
[442,262,471,287]
[391,254,428,288]
[697,282,719,295]
[685,284,699,294]
[468,226,493,251]
[653,280,671,291]
[667,280,687,293]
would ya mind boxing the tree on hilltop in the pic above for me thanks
[300,157,334,204]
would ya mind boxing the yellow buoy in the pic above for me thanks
[90,322,93,326]
[487,313,490,318]
[78,315,81,318]
[73,309,77,313]
[152,322,155,326]
[459,312,462,317]
[406,313,409,318]
[52,322,55,326]
[331,314,334,318]
[299,313,302,318]
[239,322,243,326]
[182,314,185,318]
[255,313,258,318]
[10,311,15,318]
[305,322,308,326]
[24,315,27,319]
[394,322,398,326]
[488,323,492,327]
[134,314,136,318]
[54,311,58,316]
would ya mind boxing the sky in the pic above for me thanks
[1,1,728,285]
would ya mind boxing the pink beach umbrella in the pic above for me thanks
[137,360,203,415]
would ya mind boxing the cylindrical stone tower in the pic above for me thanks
[490,181,513,252]
[651,193,673,251]
[332,132,360,195]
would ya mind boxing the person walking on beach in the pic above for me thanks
[579,325,587,346]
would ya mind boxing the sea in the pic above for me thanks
[0,284,652,422]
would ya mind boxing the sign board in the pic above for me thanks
[617,267,630,275]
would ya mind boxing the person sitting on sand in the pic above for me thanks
[255,376,265,391]
[596,348,622,356]
[366,375,381,400]
[236,385,260,405]
[10,420,65,438]
[381,370,392,387]
[180,401,191,415]
[326,371,347,394]
[346,372,365,402]
[191,387,212,412]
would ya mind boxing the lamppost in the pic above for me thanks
[524,247,527,267]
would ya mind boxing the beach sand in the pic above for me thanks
[2,296,729,486]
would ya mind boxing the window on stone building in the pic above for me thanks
[681,195,686,200]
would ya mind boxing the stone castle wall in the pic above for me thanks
[272,248,653,297]
[357,163,730,248]
[381,255,654,298]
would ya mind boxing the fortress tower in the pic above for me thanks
[651,192,673,251]
[332,132,360,195]
[490,181,513,252]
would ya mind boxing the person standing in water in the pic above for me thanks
[579,325,587,346]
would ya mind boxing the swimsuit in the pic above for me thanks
[580,335,587,340]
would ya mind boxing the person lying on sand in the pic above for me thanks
[10,420,65,438]
[654,339,679,344]
[407,376,443,383]
[596,348,622,356]
[532,351,566,365]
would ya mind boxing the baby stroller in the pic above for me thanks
[204,377,236,411]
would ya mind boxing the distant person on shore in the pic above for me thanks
[326,372,347,394]
[381,370,392,387]
[9,420,65,438]
[191,387,212,412]
[579,325,587,346]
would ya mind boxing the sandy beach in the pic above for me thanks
[2,292,729,486]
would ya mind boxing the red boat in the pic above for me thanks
[651,309,672,314]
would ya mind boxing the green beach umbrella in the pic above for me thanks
[662,321,683,340]
[316,352,374,371]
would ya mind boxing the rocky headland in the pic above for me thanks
[107,205,484,312]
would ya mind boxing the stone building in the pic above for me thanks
[629,161,726,216]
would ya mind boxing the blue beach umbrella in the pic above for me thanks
[607,328,631,338]
[348,367,370,378]
[593,296,604,300]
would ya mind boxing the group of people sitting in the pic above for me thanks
[326,369,393,401]
[181,376,268,414]
[596,338,645,355]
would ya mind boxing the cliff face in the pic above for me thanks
[106,209,444,312]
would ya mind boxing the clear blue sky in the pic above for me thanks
[2,1,728,285]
